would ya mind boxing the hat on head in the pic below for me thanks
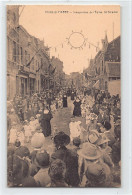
[88,130,101,144]
[73,137,81,146]
[54,132,70,147]
[77,142,102,160]
[36,151,49,168]
[31,133,45,149]
[85,162,111,187]
[96,134,110,146]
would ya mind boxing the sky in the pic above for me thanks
[19,5,120,75]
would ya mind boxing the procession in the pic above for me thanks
[7,87,121,187]
[7,5,121,188]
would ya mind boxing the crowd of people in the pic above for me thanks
[7,87,121,187]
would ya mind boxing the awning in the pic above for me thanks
[18,74,28,79]
[93,80,99,89]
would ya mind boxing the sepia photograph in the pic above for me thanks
[7,5,121,188]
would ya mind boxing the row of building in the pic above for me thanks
[83,34,121,96]
[7,6,65,100]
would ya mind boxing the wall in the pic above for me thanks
[108,80,121,97]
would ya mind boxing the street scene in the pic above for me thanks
[7,5,121,187]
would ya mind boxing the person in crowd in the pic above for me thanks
[39,107,53,137]
[26,104,33,121]
[31,125,45,150]
[34,150,51,187]
[112,124,121,164]
[30,126,46,177]
[71,91,75,101]
[48,159,68,187]
[24,120,32,143]
[63,94,68,107]
[85,162,112,187]
[73,97,81,117]
[51,132,80,187]
[88,113,98,132]
[8,154,38,187]
[77,142,112,186]
[29,117,36,135]
[67,137,81,155]
[97,134,114,168]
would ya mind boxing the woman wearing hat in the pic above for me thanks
[51,132,80,187]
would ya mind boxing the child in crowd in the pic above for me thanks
[48,159,68,187]
[34,150,51,187]
[24,120,32,143]
[29,117,36,135]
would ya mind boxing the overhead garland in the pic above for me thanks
[48,31,100,52]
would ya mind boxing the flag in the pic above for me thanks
[51,67,56,75]
[36,64,43,73]
[26,48,41,67]
[48,64,52,72]
[26,56,34,67]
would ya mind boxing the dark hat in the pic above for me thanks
[54,132,70,146]
[73,137,81,146]
[15,146,30,158]
[77,142,102,160]
[36,151,50,168]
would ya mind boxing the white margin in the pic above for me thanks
[0,1,132,195]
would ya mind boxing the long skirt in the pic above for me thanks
[73,105,81,116]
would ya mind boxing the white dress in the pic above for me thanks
[69,121,81,141]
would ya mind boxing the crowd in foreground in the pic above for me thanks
[7,87,121,187]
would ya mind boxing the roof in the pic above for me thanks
[105,36,120,62]
[107,62,120,77]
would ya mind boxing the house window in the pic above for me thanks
[98,67,100,75]
[32,59,34,70]
[13,12,16,23]
[20,47,23,64]
[105,81,108,90]
[13,41,17,62]
[25,50,27,65]
[102,60,103,72]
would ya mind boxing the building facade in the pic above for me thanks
[7,6,56,100]
[93,35,121,95]
[7,5,20,100]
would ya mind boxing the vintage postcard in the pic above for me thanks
[7,5,121,187]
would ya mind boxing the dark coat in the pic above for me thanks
[73,100,81,116]
[71,92,74,100]
[51,146,80,187]
[63,96,68,107]
[39,112,53,137]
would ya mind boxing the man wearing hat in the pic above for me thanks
[51,132,80,187]
[77,142,112,186]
